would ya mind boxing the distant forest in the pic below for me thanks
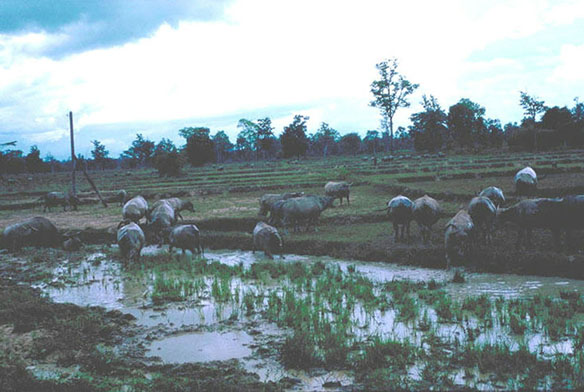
[3,58,584,176]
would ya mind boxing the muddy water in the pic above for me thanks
[37,248,584,390]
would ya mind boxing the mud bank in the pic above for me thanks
[66,223,584,280]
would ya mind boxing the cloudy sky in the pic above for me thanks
[1,0,583,159]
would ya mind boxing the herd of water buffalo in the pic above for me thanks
[1,165,583,268]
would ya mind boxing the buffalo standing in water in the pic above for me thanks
[117,221,145,263]
[147,200,177,245]
[150,197,195,221]
[468,196,496,244]
[1,217,62,251]
[387,195,414,241]
[496,198,564,248]
[122,196,149,223]
[253,221,283,259]
[324,181,351,206]
[444,210,474,269]
[412,195,440,243]
[41,192,79,212]
[278,195,335,233]
[514,167,537,196]
[479,186,505,208]
[167,224,203,257]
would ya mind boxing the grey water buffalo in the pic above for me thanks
[479,186,505,207]
[150,198,194,221]
[117,221,145,263]
[41,192,79,212]
[468,196,496,244]
[514,166,537,196]
[253,221,283,259]
[412,195,440,243]
[1,217,62,251]
[117,190,128,206]
[387,195,414,241]
[258,192,304,221]
[122,196,149,223]
[167,224,203,257]
[147,200,177,245]
[324,181,351,206]
[62,235,83,251]
[444,210,474,269]
[278,195,335,233]
[496,198,563,248]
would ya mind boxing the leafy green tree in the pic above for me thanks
[369,58,419,152]
[91,140,109,170]
[213,131,233,163]
[25,145,46,173]
[542,106,574,147]
[281,115,310,158]
[519,91,546,125]
[182,127,215,166]
[152,138,183,177]
[256,117,276,159]
[122,133,155,167]
[409,95,447,152]
[236,119,258,160]
[447,98,486,148]
[311,122,340,157]
[339,133,362,155]
[363,130,382,154]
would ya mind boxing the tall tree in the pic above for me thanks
[339,133,362,155]
[311,122,340,157]
[122,134,155,167]
[236,119,258,160]
[447,98,485,148]
[369,58,419,152]
[25,145,46,173]
[91,140,109,170]
[152,138,183,177]
[409,95,447,152]
[256,117,276,159]
[363,130,382,154]
[280,115,310,159]
[213,131,233,163]
[519,91,546,151]
[182,127,215,166]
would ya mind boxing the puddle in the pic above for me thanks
[28,248,584,389]
[146,331,253,363]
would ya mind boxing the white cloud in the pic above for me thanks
[0,0,583,157]
[550,44,584,82]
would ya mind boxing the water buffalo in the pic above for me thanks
[147,200,177,245]
[468,196,496,244]
[324,181,351,206]
[514,166,537,196]
[122,196,149,223]
[496,198,563,248]
[117,190,128,206]
[444,210,474,269]
[387,195,414,241]
[167,224,203,257]
[1,217,62,251]
[253,221,283,259]
[479,186,505,208]
[258,192,305,220]
[560,195,584,246]
[41,192,79,212]
[412,195,440,243]
[62,236,83,251]
[278,195,335,233]
[150,198,194,221]
[117,221,145,263]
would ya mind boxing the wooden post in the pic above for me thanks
[76,158,108,208]
[69,111,77,196]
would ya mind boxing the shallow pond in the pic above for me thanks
[35,247,584,390]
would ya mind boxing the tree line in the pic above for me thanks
[2,58,584,176]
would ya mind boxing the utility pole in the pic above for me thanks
[69,111,76,196]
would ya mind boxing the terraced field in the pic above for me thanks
[2,149,584,277]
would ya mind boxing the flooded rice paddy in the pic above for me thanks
[31,247,584,390]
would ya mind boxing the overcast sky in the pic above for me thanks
[1,0,583,159]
